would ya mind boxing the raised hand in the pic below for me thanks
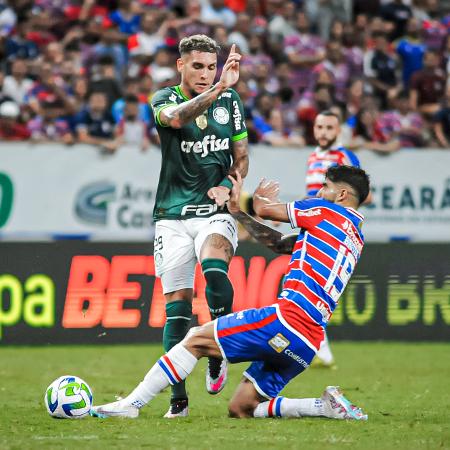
[254,178,280,203]
[218,44,241,89]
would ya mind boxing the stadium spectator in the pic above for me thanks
[127,10,165,59]
[260,108,305,147]
[297,83,335,145]
[433,85,450,148]
[304,0,352,41]
[252,91,278,139]
[342,23,365,75]
[0,0,17,37]
[109,0,141,35]
[228,12,252,54]
[90,26,128,82]
[267,1,297,40]
[409,49,447,116]
[0,100,31,140]
[379,0,413,41]
[418,0,448,51]
[27,97,74,145]
[283,11,326,98]
[443,34,450,74]
[114,94,150,151]
[176,0,211,39]
[396,17,426,87]
[2,58,33,105]
[75,91,118,152]
[0,71,12,105]
[311,41,352,104]
[3,20,39,60]
[25,63,73,116]
[354,106,401,153]
[88,55,123,108]
[345,78,365,118]
[72,75,89,113]
[376,90,426,147]
[200,0,237,29]
[363,31,400,109]
[240,34,273,92]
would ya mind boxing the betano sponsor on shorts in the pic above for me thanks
[180,135,230,158]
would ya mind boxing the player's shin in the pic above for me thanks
[202,258,233,393]
[202,259,233,318]
[253,397,325,418]
[163,300,192,401]
[124,344,198,408]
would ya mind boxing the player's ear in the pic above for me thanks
[176,58,184,74]
[338,188,348,202]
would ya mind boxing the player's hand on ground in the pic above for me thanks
[227,172,243,214]
[254,178,280,203]
[207,185,230,207]
[218,44,241,90]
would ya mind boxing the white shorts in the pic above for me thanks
[154,214,238,293]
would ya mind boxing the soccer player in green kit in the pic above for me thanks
[150,35,249,418]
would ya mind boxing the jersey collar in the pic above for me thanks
[175,85,190,101]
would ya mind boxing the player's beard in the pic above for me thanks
[318,136,337,150]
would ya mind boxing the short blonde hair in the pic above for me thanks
[179,34,220,55]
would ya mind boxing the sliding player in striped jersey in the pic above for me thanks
[91,165,369,421]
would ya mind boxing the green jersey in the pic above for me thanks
[151,85,247,221]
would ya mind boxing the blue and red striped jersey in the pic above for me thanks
[306,147,360,197]
[277,198,365,350]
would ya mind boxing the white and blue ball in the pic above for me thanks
[44,375,93,419]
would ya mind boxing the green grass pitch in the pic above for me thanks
[1,343,449,450]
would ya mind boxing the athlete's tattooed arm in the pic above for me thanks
[160,44,241,129]
[227,172,297,254]
[231,211,297,254]
[230,137,249,178]
[159,83,224,128]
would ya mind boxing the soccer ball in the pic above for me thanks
[44,375,93,419]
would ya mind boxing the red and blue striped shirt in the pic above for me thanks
[277,198,365,350]
[306,146,360,197]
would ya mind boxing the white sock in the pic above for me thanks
[316,332,334,364]
[253,397,325,418]
[123,344,198,408]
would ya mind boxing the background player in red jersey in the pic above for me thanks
[305,110,361,368]
[91,166,370,421]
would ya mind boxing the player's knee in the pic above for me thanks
[182,322,218,358]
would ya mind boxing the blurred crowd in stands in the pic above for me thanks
[0,0,450,151]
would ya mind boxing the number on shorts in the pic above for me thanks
[154,235,163,251]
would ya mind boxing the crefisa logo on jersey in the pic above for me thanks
[213,107,229,125]
[232,101,242,131]
[180,135,230,158]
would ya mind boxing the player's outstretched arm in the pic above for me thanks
[227,173,288,253]
[159,45,242,129]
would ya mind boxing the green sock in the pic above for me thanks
[163,300,192,400]
[201,258,234,319]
